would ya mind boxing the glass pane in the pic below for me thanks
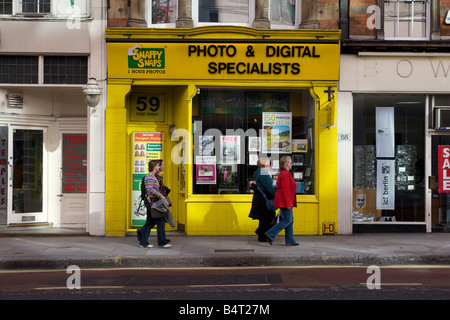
[199,0,249,23]
[193,89,315,195]
[352,95,426,222]
[270,0,295,26]
[398,20,411,37]
[384,1,397,19]
[398,1,411,19]
[152,0,177,24]
[384,20,396,38]
[0,0,12,14]
[13,129,43,214]
[412,21,426,38]
[19,0,50,13]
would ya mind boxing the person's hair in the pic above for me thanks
[148,160,160,172]
[279,155,292,170]
[257,157,270,168]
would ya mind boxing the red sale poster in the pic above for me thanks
[438,145,450,193]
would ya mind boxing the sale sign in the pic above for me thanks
[438,145,450,193]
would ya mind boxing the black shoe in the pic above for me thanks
[137,229,142,241]
[264,234,273,245]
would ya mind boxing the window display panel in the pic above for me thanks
[352,94,425,222]
[193,89,315,195]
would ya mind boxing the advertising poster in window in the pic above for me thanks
[220,136,241,164]
[0,126,7,223]
[131,132,163,226]
[376,107,395,158]
[438,145,450,193]
[262,112,292,153]
[62,134,87,193]
[376,159,395,210]
[195,156,216,185]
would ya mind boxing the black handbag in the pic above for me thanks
[256,184,277,212]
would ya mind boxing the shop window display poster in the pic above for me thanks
[220,136,241,164]
[376,107,395,158]
[262,112,292,153]
[196,156,216,185]
[131,132,163,226]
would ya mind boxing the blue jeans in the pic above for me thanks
[139,208,169,247]
[265,207,297,246]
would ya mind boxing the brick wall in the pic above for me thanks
[349,0,378,39]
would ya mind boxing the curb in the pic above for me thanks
[1,254,449,270]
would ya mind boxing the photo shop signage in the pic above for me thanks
[438,145,450,193]
[376,159,395,210]
[107,38,340,82]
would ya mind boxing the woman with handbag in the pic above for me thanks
[138,159,172,248]
[265,155,299,246]
[249,157,276,242]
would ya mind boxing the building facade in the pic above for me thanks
[0,0,107,235]
[105,0,341,236]
[339,0,450,233]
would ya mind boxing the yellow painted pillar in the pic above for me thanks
[311,85,338,235]
[105,80,132,236]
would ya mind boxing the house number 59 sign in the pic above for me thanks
[130,93,165,122]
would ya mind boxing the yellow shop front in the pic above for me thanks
[105,26,340,236]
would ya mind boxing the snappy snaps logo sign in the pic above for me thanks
[128,45,165,74]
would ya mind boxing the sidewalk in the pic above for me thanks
[0,230,449,269]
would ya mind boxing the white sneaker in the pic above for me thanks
[160,243,172,248]
[139,244,153,248]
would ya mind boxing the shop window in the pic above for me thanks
[43,56,88,84]
[193,89,315,195]
[352,94,425,223]
[198,0,249,23]
[384,0,429,39]
[0,55,38,84]
[151,0,177,24]
[147,0,300,28]
[18,0,50,13]
[0,0,12,14]
[0,0,87,16]
[270,0,296,27]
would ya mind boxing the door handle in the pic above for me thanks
[57,194,64,197]
[428,176,436,190]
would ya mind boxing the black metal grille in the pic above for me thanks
[0,0,12,14]
[44,56,88,84]
[0,55,38,84]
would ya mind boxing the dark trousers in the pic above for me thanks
[255,210,275,242]
[139,208,168,247]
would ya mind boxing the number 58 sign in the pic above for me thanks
[130,93,165,122]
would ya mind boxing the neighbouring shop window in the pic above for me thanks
[0,56,38,84]
[193,89,315,195]
[199,0,249,23]
[352,94,425,223]
[384,0,428,39]
[270,0,296,27]
[44,56,88,84]
[19,0,50,13]
[151,0,177,24]
[0,0,12,14]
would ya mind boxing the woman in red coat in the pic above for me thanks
[265,155,299,246]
